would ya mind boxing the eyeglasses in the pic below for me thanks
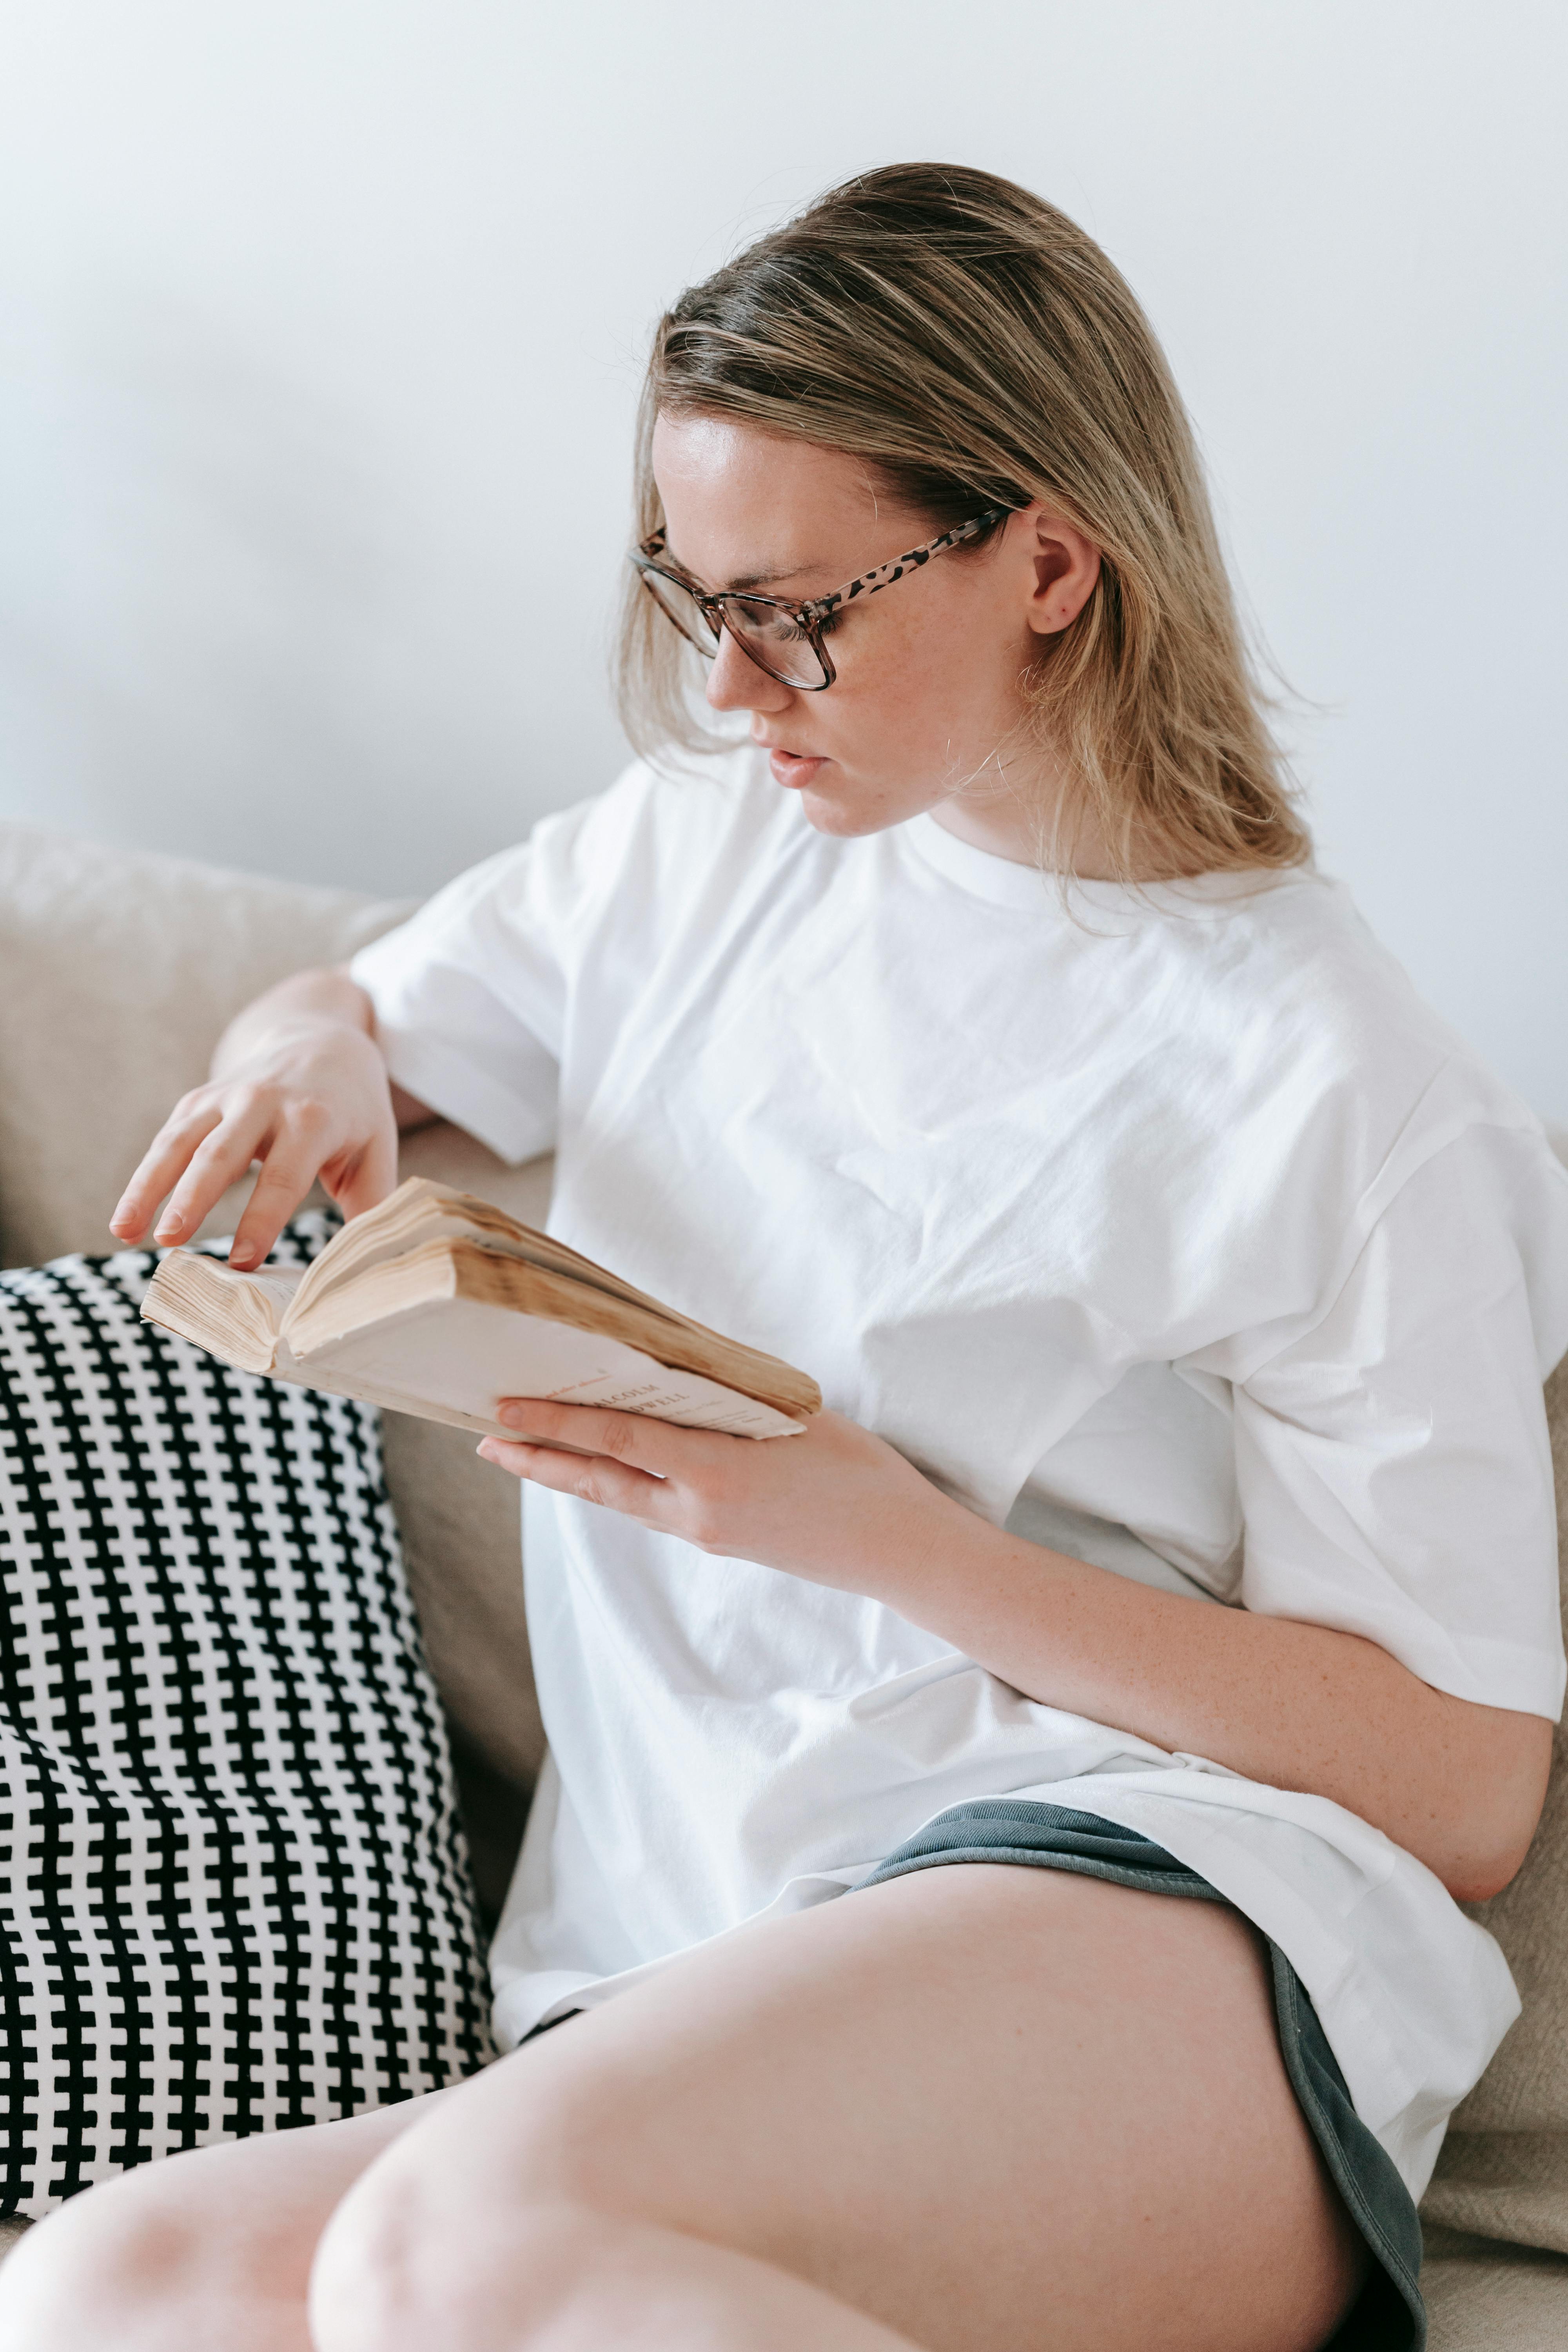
[630,505,1019,691]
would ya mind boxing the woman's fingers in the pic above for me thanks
[476,1436,670,1521]
[113,1003,398,1261]
[227,1122,396,1272]
[493,1398,726,1476]
[224,1123,399,1272]
[325,1125,400,1225]
[110,1099,227,1243]
[154,1102,297,1248]
[225,1146,334,1270]
[480,1403,753,1543]
[119,1099,271,1249]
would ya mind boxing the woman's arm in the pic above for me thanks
[477,1401,1553,1903]
[111,966,434,1271]
[891,1498,1552,1904]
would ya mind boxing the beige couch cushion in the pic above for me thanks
[1420,2226,1568,2349]
[0,822,546,1911]
[1418,1352,1568,2262]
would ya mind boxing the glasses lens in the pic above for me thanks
[717,595,830,690]
[640,570,722,658]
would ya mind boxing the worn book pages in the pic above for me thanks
[142,1180,819,1443]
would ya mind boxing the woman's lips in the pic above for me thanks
[768,748,828,789]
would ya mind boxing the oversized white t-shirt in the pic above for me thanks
[351,749,1568,2200]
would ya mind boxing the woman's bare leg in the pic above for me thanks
[0,1866,1368,2352]
[0,2082,457,2352]
[310,1867,1365,2352]
[0,2101,924,2352]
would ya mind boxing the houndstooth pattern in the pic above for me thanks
[0,1216,495,2216]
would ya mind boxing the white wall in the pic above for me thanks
[1,2,1563,1116]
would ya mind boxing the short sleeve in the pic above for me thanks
[1232,1125,1568,1719]
[349,765,659,1163]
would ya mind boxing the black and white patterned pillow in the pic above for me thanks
[0,1216,495,2218]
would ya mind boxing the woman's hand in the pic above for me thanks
[478,1400,965,1597]
[111,967,421,1271]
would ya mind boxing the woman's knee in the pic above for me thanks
[307,2049,659,2343]
[308,2164,614,2352]
[0,2181,207,2351]
[309,2156,434,2352]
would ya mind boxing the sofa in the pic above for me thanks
[2,817,1566,2346]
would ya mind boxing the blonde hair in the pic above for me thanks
[616,162,1309,882]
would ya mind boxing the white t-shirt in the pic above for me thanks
[352,749,1568,2200]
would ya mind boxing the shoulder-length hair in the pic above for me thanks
[615,162,1310,882]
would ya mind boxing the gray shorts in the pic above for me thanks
[857,1799,1424,2352]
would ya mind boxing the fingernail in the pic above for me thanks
[476,1440,499,1462]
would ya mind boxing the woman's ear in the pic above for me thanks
[1020,505,1101,637]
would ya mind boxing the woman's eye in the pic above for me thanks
[731,597,811,645]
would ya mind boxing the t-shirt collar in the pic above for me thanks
[900,811,1302,919]
[901,812,1057,909]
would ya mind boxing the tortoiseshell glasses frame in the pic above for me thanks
[630,503,1020,691]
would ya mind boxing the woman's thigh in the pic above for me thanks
[328,1864,1366,2352]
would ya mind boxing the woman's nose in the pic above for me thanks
[706,626,793,715]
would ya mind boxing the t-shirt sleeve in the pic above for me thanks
[348,766,658,1163]
[1231,1124,1568,1720]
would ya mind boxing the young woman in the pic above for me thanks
[5,163,1566,2352]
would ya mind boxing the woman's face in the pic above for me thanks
[650,412,1100,857]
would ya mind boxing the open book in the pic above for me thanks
[142,1177,821,1442]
